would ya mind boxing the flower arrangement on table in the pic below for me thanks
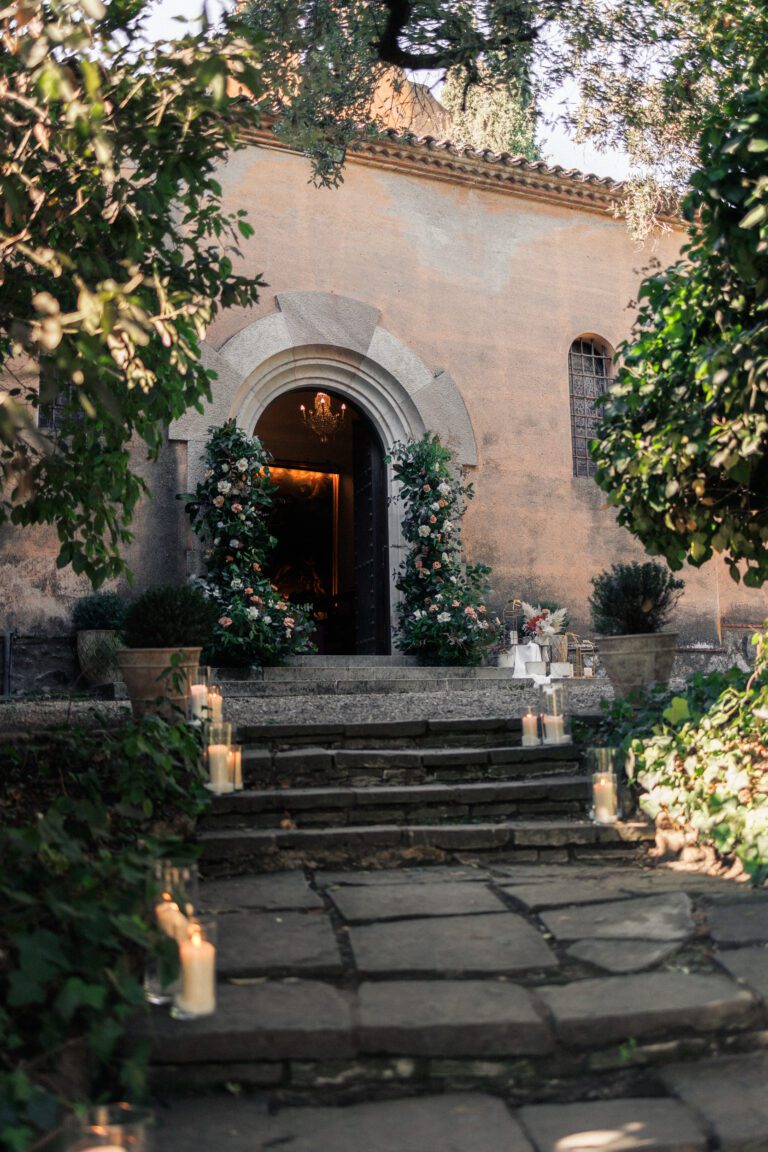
[184,421,315,666]
[521,602,568,643]
[389,434,501,666]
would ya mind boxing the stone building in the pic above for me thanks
[2,108,767,671]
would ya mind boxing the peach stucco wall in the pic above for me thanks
[197,142,767,639]
[2,138,767,639]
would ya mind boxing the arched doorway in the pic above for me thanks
[255,387,390,655]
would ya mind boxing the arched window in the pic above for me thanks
[568,336,613,477]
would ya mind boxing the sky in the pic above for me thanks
[143,0,633,183]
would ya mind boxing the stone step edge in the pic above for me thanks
[237,716,601,741]
[221,679,600,697]
[207,776,591,814]
[199,819,655,857]
[242,744,583,768]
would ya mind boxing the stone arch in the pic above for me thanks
[169,291,478,635]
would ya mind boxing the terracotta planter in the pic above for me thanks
[596,632,679,698]
[117,647,202,720]
[76,629,122,686]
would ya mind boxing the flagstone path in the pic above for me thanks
[146,862,768,1152]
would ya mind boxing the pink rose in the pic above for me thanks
[231,502,243,513]
[218,616,233,628]
[433,561,441,570]
[423,484,431,492]
[213,495,225,508]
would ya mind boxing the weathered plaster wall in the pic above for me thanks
[196,143,767,639]
[2,139,767,644]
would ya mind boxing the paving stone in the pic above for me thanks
[316,866,488,887]
[661,1051,768,1151]
[199,871,324,911]
[540,893,694,943]
[519,1097,707,1151]
[143,981,354,1063]
[334,749,423,770]
[155,1092,533,1152]
[217,910,343,977]
[566,939,682,973]
[716,947,768,1002]
[538,972,755,1047]
[500,880,631,909]
[329,881,507,922]
[349,913,558,975]
[513,822,599,848]
[706,899,768,945]
[358,980,553,1056]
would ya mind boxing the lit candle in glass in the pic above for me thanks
[521,710,540,746]
[592,771,619,823]
[154,892,188,942]
[62,1104,153,1151]
[228,745,243,790]
[207,722,233,793]
[540,683,571,745]
[173,918,217,1019]
[207,685,223,722]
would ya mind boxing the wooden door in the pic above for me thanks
[353,422,390,654]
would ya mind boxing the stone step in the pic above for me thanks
[199,818,655,873]
[238,715,528,751]
[141,867,767,1109]
[202,777,591,831]
[241,743,583,789]
[153,1090,725,1152]
[220,675,605,697]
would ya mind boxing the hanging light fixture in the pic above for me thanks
[300,391,347,443]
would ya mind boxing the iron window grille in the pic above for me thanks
[568,337,612,477]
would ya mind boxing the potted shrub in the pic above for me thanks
[117,584,218,718]
[72,592,127,686]
[589,561,684,697]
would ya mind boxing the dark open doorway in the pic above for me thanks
[255,388,390,655]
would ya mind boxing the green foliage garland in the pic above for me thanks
[593,59,768,587]
[185,422,315,667]
[0,717,207,1151]
[389,435,499,666]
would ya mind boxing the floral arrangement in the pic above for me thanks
[389,434,500,665]
[184,421,315,666]
[521,601,568,641]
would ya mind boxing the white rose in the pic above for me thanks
[418,525,430,538]
[220,464,229,473]
[443,521,453,533]
[431,502,441,512]
[247,606,259,619]
[263,615,272,624]
[229,538,240,548]
[235,457,248,471]
[413,610,424,620]
[437,611,451,622]
[239,514,246,521]
[217,480,232,494]
[438,481,450,495]
[231,578,243,589]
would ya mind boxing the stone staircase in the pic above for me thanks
[199,714,654,873]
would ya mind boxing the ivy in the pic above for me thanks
[388,434,500,665]
[0,716,207,1150]
[595,630,768,884]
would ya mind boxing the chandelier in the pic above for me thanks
[300,392,347,443]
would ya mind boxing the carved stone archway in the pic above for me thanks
[169,291,478,636]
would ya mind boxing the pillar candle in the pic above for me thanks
[177,927,216,1016]
[208,744,233,793]
[207,690,223,722]
[593,774,618,823]
[229,747,243,790]
[521,710,540,747]
[542,714,566,744]
[188,683,208,720]
[155,896,188,942]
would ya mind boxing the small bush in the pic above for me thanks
[590,561,684,635]
[72,592,128,632]
[123,583,219,649]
